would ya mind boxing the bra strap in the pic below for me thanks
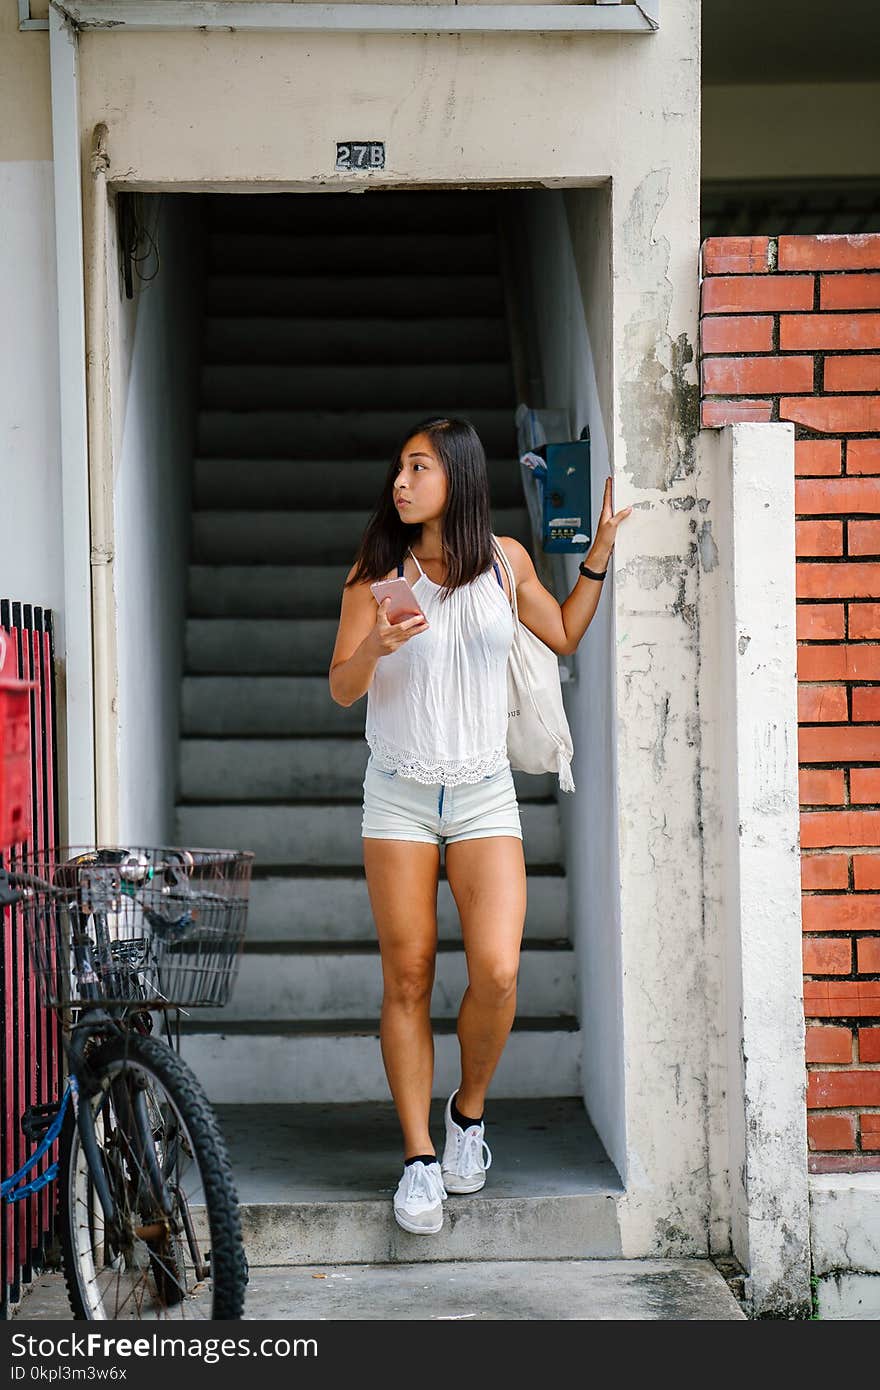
[492,560,503,590]
[397,559,404,577]
[408,548,426,579]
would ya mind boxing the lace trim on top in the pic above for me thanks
[367,733,510,787]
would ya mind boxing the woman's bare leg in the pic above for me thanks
[444,836,527,1117]
[363,838,441,1158]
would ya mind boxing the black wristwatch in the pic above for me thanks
[579,559,608,582]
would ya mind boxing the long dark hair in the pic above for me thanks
[346,417,495,597]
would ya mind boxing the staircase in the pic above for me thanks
[174,193,616,1263]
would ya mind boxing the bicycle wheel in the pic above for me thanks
[58,1034,247,1320]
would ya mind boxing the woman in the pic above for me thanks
[328,417,631,1235]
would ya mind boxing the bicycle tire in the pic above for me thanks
[58,1034,247,1320]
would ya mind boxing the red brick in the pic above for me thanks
[798,562,880,600]
[795,478,880,515]
[700,315,774,354]
[701,399,773,427]
[797,645,880,681]
[782,314,880,351]
[821,273,880,311]
[852,769,880,805]
[796,521,842,557]
[782,396,880,434]
[800,812,880,849]
[797,685,848,723]
[808,1069,880,1105]
[702,276,813,314]
[810,1154,880,1172]
[701,238,771,276]
[853,688,880,721]
[807,1113,856,1151]
[850,521,880,556]
[702,356,813,396]
[799,726,880,761]
[804,983,880,1020]
[825,355,880,392]
[779,235,880,272]
[797,603,845,640]
[805,1023,853,1062]
[800,768,846,805]
[860,1028,880,1061]
[850,604,880,640]
[796,439,843,476]
[849,440,880,475]
[802,896,880,932]
[801,854,849,890]
[858,938,880,972]
[854,856,880,889]
[862,1113,880,1150]
[804,938,852,974]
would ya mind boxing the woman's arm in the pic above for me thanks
[328,566,429,707]
[501,476,632,657]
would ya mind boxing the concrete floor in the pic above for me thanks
[5,1099,746,1319]
[11,1259,746,1321]
[215,1097,621,1203]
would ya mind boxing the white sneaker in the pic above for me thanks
[441,1092,493,1194]
[393,1159,447,1234]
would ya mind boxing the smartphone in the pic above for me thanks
[369,577,426,624]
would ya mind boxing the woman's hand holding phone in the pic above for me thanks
[368,596,429,657]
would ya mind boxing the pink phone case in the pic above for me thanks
[370,577,425,624]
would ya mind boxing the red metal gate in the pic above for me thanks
[0,602,61,1319]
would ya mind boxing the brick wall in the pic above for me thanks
[699,234,880,1172]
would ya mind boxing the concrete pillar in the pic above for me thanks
[704,420,811,1316]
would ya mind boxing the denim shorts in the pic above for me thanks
[361,755,522,845]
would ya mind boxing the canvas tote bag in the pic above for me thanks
[492,537,575,792]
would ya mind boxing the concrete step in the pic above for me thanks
[174,802,562,867]
[180,737,555,801]
[196,408,516,459]
[209,231,499,275]
[193,456,524,510]
[205,275,506,319]
[200,362,514,410]
[210,1099,623,1266]
[188,565,349,619]
[185,618,337,675]
[203,316,510,366]
[180,1022,581,1103]
[181,676,365,736]
[190,505,528,563]
[207,189,500,235]
[245,871,568,943]
[206,942,575,1023]
[16,1259,748,1318]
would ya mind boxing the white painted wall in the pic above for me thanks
[811,1174,880,1320]
[698,422,810,1317]
[0,162,64,617]
[511,187,626,1178]
[114,195,203,844]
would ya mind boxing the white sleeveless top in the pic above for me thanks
[365,547,515,785]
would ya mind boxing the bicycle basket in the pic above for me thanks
[9,846,254,1010]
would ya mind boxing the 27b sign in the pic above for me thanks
[336,141,385,172]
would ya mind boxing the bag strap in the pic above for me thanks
[491,536,519,623]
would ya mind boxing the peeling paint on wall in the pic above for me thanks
[619,172,700,492]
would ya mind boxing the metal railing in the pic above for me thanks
[0,603,61,1320]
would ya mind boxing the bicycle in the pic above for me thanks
[1,845,253,1321]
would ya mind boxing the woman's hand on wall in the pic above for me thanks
[589,476,633,571]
